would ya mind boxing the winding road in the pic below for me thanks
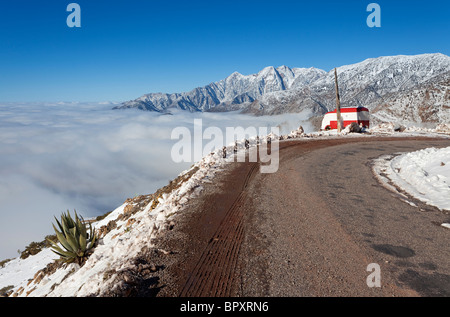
[156,136,450,297]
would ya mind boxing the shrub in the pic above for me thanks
[47,210,97,266]
[0,258,12,268]
[19,235,57,260]
[0,285,14,297]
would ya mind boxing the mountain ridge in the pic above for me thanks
[114,65,327,113]
[114,53,450,126]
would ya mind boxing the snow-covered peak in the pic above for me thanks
[258,65,276,74]
[226,71,244,80]
[290,67,328,89]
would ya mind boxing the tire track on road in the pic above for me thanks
[179,163,258,297]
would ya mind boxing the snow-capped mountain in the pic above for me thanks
[243,54,450,118]
[114,66,327,112]
[115,53,450,125]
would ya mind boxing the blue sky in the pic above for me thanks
[0,0,449,102]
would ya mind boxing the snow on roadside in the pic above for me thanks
[369,122,450,135]
[373,146,450,212]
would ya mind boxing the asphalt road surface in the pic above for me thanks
[155,136,450,297]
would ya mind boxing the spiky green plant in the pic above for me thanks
[47,210,97,266]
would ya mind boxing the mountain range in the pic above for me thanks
[114,53,450,127]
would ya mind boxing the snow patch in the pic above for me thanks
[373,146,450,212]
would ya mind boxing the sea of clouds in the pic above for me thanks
[0,102,313,260]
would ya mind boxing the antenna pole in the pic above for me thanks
[334,68,343,132]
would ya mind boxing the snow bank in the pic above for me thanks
[373,146,450,212]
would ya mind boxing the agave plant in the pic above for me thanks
[47,210,97,266]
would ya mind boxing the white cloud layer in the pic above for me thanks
[0,102,313,260]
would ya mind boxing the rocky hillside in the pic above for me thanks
[369,71,450,126]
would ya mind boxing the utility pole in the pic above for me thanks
[334,68,343,132]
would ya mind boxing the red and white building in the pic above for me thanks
[321,107,370,131]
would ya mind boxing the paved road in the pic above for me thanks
[156,136,450,297]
